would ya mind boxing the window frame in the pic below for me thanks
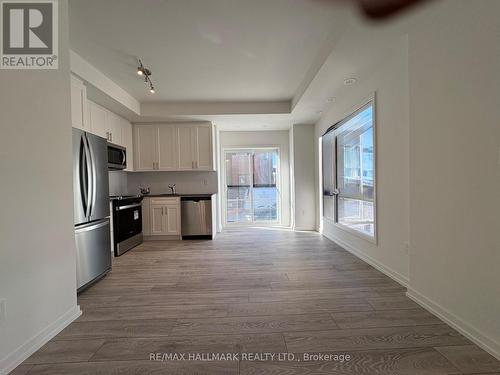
[322,97,378,244]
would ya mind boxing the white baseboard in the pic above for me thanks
[407,288,500,361]
[322,231,409,288]
[0,305,82,375]
[294,227,316,232]
[320,229,500,361]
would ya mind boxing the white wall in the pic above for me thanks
[407,0,500,358]
[219,131,291,227]
[0,1,81,373]
[289,128,295,229]
[214,125,223,232]
[127,171,218,195]
[292,124,316,230]
[315,35,410,285]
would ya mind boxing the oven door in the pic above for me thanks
[108,144,127,170]
[114,203,142,248]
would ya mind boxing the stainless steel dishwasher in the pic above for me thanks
[181,196,212,238]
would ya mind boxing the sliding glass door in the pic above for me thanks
[224,148,279,225]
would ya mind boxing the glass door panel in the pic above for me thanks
[225,152,252,223]
[224,149,279,225]
[252,150,278,222]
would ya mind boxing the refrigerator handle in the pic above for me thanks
[75,219,109,233]
[79,135,90,218]
[83,134,95,219]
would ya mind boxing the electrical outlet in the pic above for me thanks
[0,299,6,323]
[203,179,208,186]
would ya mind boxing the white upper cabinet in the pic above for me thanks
[87,99,134,170]
[70,75,89,131]
[88,101,107,139]
[134,125,157,171]
[70,78,133,169]
[176,125,195,170]
[121,118,134,171]
[175,124,213,170]
[134,123,214,172]
[194,124,213,170]
[106,111,122,145]
[157,125,177,170]
[88,100,122,143]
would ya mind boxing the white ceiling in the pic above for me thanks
[69,0,414,130]
[70,0,343,102]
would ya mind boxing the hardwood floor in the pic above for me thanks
[14,228,500,374]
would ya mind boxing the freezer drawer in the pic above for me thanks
[181,198,212,236]
[75,219,112,291]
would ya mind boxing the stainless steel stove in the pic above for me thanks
[110,194,142,200]
[111,195,143,256]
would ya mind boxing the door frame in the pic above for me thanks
[222,146,282,227]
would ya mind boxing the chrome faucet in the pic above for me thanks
[168,184,176,195]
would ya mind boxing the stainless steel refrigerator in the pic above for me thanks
[73,128,111,292]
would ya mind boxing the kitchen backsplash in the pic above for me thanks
[127,171,218,195]
[109,170,128,196]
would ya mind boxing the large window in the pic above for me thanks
[224,148,279,225]
[322,101,376,240]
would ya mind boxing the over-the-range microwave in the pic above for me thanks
[107,143,127,170]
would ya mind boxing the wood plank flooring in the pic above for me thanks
[14,228,500,374]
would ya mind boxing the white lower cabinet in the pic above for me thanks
[150,204,166,235]
[145,197,181,236]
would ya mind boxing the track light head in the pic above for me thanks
[137,59,156,94]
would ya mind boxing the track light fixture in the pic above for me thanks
[137,59,155,94]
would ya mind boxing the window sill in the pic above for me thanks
[323,217,377,245]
